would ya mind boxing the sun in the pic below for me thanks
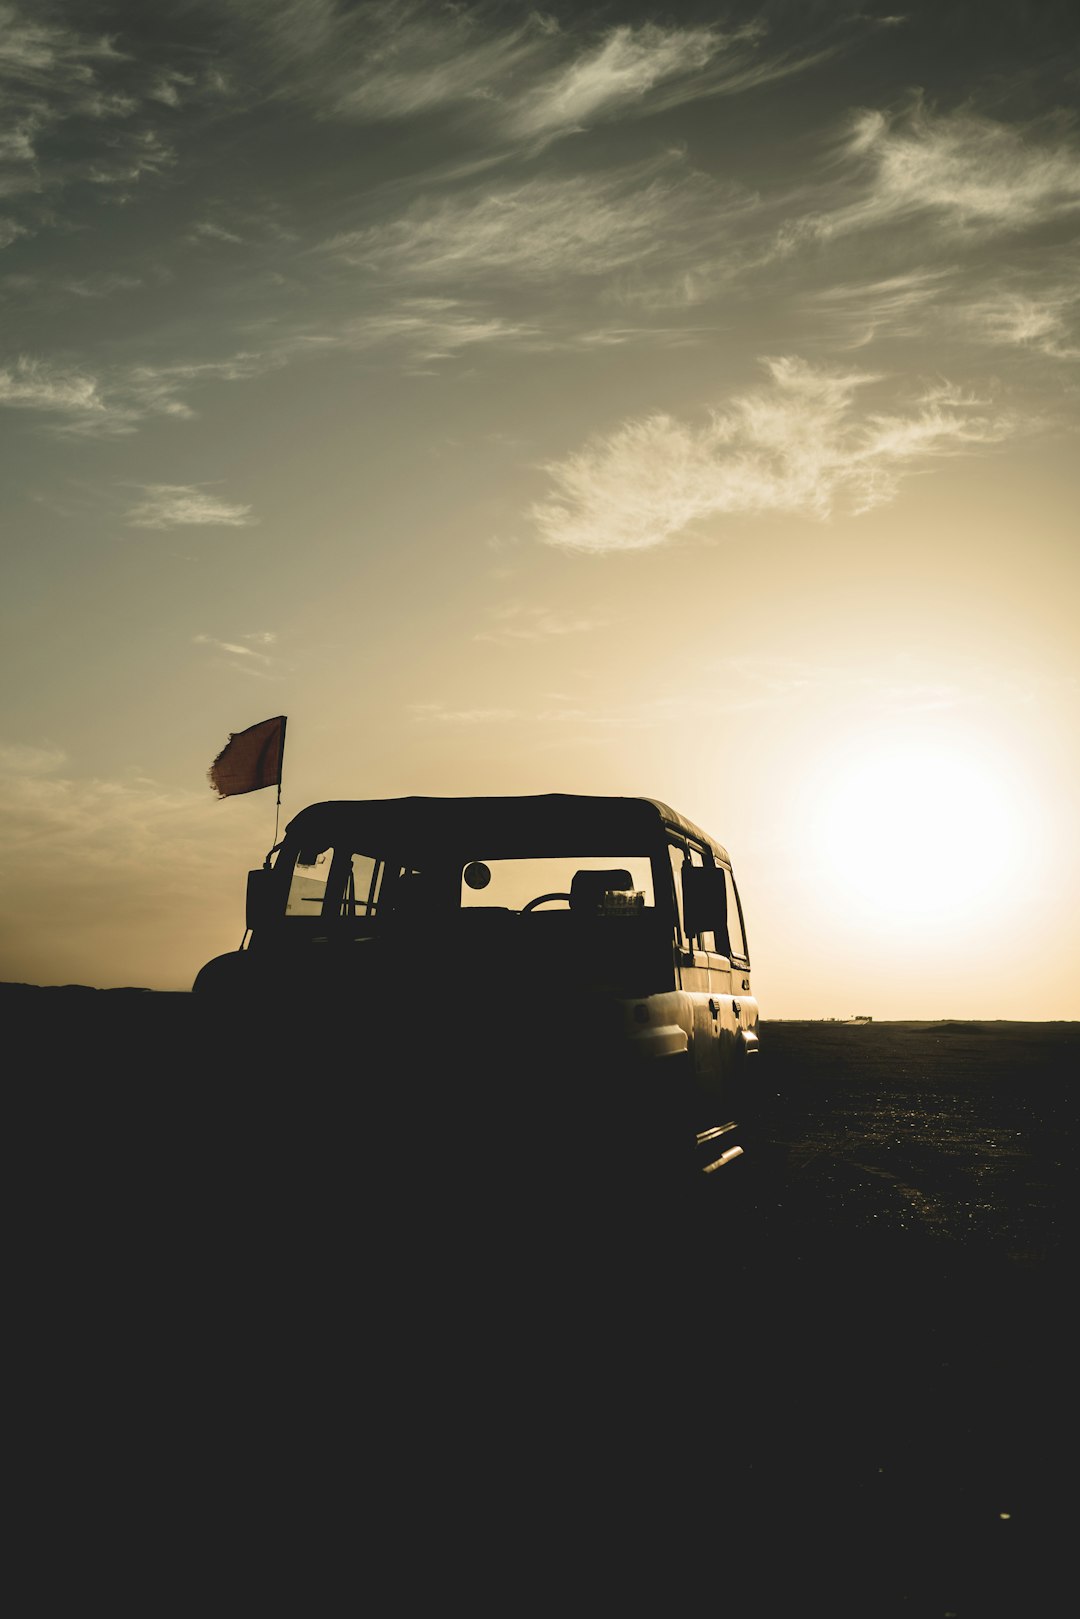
[807,733,1025,933]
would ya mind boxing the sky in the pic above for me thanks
[1,0,1078,1016]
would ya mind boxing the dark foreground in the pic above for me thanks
[6,987,1074,1614]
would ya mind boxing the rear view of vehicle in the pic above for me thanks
[194,793,759,1207]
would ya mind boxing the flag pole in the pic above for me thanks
[273,715,288,850]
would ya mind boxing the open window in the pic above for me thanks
[285,847,386,920]
[671,840,728,951]
[724,868,749,964]
[458,854,655,914]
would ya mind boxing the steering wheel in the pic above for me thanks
[520,891,572,914]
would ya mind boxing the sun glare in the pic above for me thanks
[808,736,1025,932]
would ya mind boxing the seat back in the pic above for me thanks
[569,868,634,914]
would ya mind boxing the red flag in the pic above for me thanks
[209,716,286,799]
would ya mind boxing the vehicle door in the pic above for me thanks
[668,837,723,1105]
[698,854,738,1100]
[722,864,758,1082]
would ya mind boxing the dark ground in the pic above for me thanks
[5,987,1074,1614]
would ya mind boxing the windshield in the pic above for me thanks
[459,855,655,913]
[280,844,660,922]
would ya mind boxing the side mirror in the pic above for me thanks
[246,868,276,933]
[681,864,726,941]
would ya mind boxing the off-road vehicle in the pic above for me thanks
[194,793,759,1193]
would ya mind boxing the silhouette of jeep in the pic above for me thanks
[194,794,759,1191]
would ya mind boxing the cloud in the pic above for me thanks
[799,270,954,349]
[324,157,748,288]
[0,304,522,431]
[61,272,144,299]
[242,3,815,147]
[0,349,283,433]
[380,47,541,127]
[510,24,716,135]
[811,99,1080,241]
[244,0,548,121]
[409,676,821,735]
[0,740,66,775]
[0,3,231,242]
[530,356,1016,552]
[404,651,1005,739]
[504,23,755,143]
[0,121,37,166]
[147,70,195,108]
[85,128,176,186]
[409,702,519,725]
[122,353,284,420]
[338,299,534,367]
[0,355,109,417]
[474,603,609,644]
[188,220,245,245]
[0,770,201,865]
[0,755,266,987]
[127,486,258,528]
[0,8,127,188]
[78,90,139,120]
[194,634,270,661]
[0,269,146,308]
[961,284,1080,361]
[796,255,1080,367]
[0,5,119,67]
[192,631,282,680]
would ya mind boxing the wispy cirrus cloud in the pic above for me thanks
[338,298,534,368]
[409,701,519,725]
[0,2,230,239]
[187,219,245,245]
[759,105,1080,372]
[0,751,265,987]
[192,632,282,680]
[193,631,275,660]
[408,676,819,737]
[474,603,610,645]
[147,69,196,109]
[0,349,283,433]
[795,252,1080,367]
[0,269,146,309]
[121,352,285,420]
[59,271,144,299]
[0,762,206,859]
[242,0,548,121]
[404,651,1035,740]
[507,23,724,141]
[0,740,66,775]
[798,269,955,349]
[323,156,750,288]
[0,355,108,418]
[242,2,824,148]
[0,296,530,430]
[85,127,176,187]
[127,486,257,529]
[800,98,1080,244]
[531,357,1017,552]
[0,1,124,160]
[960,283,1080,361]
[502,21,805,145]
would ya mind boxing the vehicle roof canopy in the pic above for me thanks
[281,794,731,866]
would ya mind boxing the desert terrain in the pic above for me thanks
[5,987,1072,1613]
